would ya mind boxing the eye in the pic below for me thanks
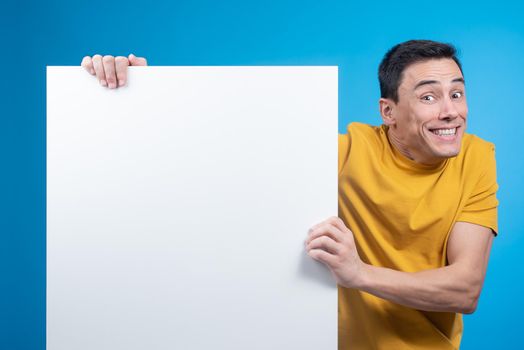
[421,95,435,102]
[451,91,463,99]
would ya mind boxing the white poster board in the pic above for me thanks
[47,67,338,350]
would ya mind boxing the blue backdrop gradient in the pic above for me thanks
[2,0,522,348]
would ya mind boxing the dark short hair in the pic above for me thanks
[378,40,463,103]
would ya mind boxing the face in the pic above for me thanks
[381,58,468,165]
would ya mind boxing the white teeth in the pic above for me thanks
[431,128,456,136]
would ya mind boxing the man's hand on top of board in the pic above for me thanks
[81,54,148,89]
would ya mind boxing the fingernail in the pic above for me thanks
[100,80,107,86]
[118,80,125,86]
[108,82,116,89]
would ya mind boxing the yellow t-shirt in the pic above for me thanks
[338,122,499,350]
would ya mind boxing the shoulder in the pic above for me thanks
[340,122,383,145]
[339,122,381,173]
[456,133,497,177]
[345,122,380,136]
[339,121,385,147]
[460,133,496,164]
[461,133,496,154]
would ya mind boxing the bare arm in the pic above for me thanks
[306,218,494,314]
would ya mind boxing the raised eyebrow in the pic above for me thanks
[414,80,438,90]
[452,77,466,85]
[414,77,466,91]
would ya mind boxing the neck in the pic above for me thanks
[386,126,443,166]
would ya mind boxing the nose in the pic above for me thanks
[438,96,460,121]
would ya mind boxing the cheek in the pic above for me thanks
[409,102,439,122]
[460,104,468,119]
[454,99,468,118]
[413,110,438,129]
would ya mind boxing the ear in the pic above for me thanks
[379,98,396,126]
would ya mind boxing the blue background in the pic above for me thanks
[2,0,522,348]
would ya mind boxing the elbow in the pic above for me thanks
[460,299,478,314]
[459,286,481,314]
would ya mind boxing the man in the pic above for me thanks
[81,40,498,349]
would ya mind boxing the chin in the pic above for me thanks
[439,151,460,159]
[433,146,461,159]
[427,132,464,160]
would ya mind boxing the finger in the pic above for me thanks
[306,223,344,245]
[102,55,117,89]
[326,216,351,234]
[81,56,95,75]
[308,249,337,267]
[92,54,107,87]
[307,235,342,255]
[114,56,129,87]
[309,216,347,234]
[128,53,148,66]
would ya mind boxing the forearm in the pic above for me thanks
[307,218,492,314]
[355,263,481,314]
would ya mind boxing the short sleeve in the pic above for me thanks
[338,129,352,175]
[457,142,499,235]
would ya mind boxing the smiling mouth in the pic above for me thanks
[428,126,459,137]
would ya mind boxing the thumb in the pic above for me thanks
[128,53,148,66]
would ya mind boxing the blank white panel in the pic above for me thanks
[47,66,338,350]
